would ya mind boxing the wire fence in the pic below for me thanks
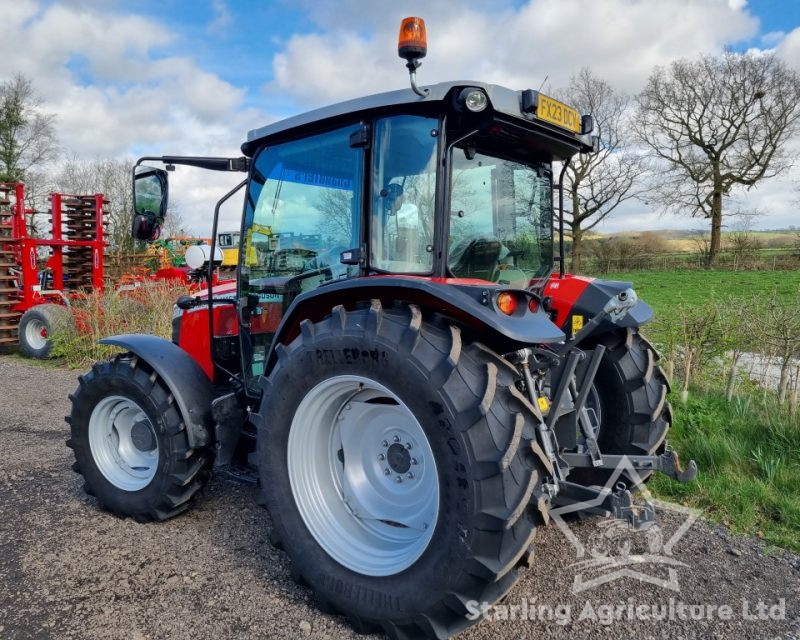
[646,292,800,411]
[577,247,799,274]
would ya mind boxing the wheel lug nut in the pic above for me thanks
[393,435,400,443]
[384,468,391,475]
[395,476,403,483]
[406,472,414,479]
[345,404,352,410]
[382,440,388,447]
[405,442,412,450]
[411,458,418,465]
[378,453,385,461]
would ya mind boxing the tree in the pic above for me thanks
[53,156,138,256]
[558,68,647,272]
[635,52,800,266]
[0,74,57,182]
[314,188,354,245]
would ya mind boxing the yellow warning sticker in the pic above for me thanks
[537,396,550,413]
[571,314,584,335]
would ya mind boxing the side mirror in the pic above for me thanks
[176,295,200,310]
[132,165,169,241]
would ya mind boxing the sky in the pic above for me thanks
[2,0,800,235]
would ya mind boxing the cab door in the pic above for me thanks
[238,124,366,393]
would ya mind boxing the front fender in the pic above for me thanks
[99,334,214,448]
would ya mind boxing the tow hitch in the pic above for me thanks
[552,480,656,529]
[562,448,698,484]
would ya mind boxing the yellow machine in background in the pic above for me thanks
[217,231,240,267]
[218,224,274,269]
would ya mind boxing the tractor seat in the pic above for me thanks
[449,237,503,281]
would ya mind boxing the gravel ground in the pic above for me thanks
[0,354,798,640]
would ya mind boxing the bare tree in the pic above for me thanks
[0,74,58,182]
[314,188,353,245]
[558,68,647,272]
[726,216,762,267]
[161,205,189,238]
[757,291,800,404]
[53,156,138,256]
[635,52,800,265]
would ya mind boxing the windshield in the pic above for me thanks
[448,149,553,286]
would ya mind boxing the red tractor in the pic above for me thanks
[66,19,696,639]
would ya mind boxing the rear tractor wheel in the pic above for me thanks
[66,353,212,522]
[259,301,550,639]
[572,327,671,488]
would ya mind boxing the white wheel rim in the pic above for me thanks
[25,319,48,350]
[288,375,439,576]
[88,395,159,491]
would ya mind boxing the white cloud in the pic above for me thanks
[777,25,800,70]
[267,0,759,108]
[0,1,278,235]
[208,0,232,33]
[3,0,798,235]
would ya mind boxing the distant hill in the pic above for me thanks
[585,228,798,252]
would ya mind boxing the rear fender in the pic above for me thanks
[99,334,215,448]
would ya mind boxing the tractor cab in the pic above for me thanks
[131,31,597,391]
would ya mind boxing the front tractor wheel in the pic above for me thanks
[66,354,212,522]
[259,302,550,639]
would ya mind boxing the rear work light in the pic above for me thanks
[497,292,518,315]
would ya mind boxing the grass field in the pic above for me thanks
[600,269,800,552]
[604,269,800,313]
[651,390,800,552]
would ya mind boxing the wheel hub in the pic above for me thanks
[386,442,411,474]
[130,420,156,452]
[288,375,439,576]
[88,395,159,491]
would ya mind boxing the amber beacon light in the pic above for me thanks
[398,17,429,98]
[398,17,427,61]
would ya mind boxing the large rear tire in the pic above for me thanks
[572,327,671,487]
[258,301,550,639]
[66,353,213,522]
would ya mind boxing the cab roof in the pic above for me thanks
[242,81,596,159]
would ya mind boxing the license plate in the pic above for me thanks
[536,94,581,133]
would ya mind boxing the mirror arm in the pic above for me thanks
[135,156,249,172]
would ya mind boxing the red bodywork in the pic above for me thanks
[542,274,594,328]
[176,280,284,379]
[176,274,596,381]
